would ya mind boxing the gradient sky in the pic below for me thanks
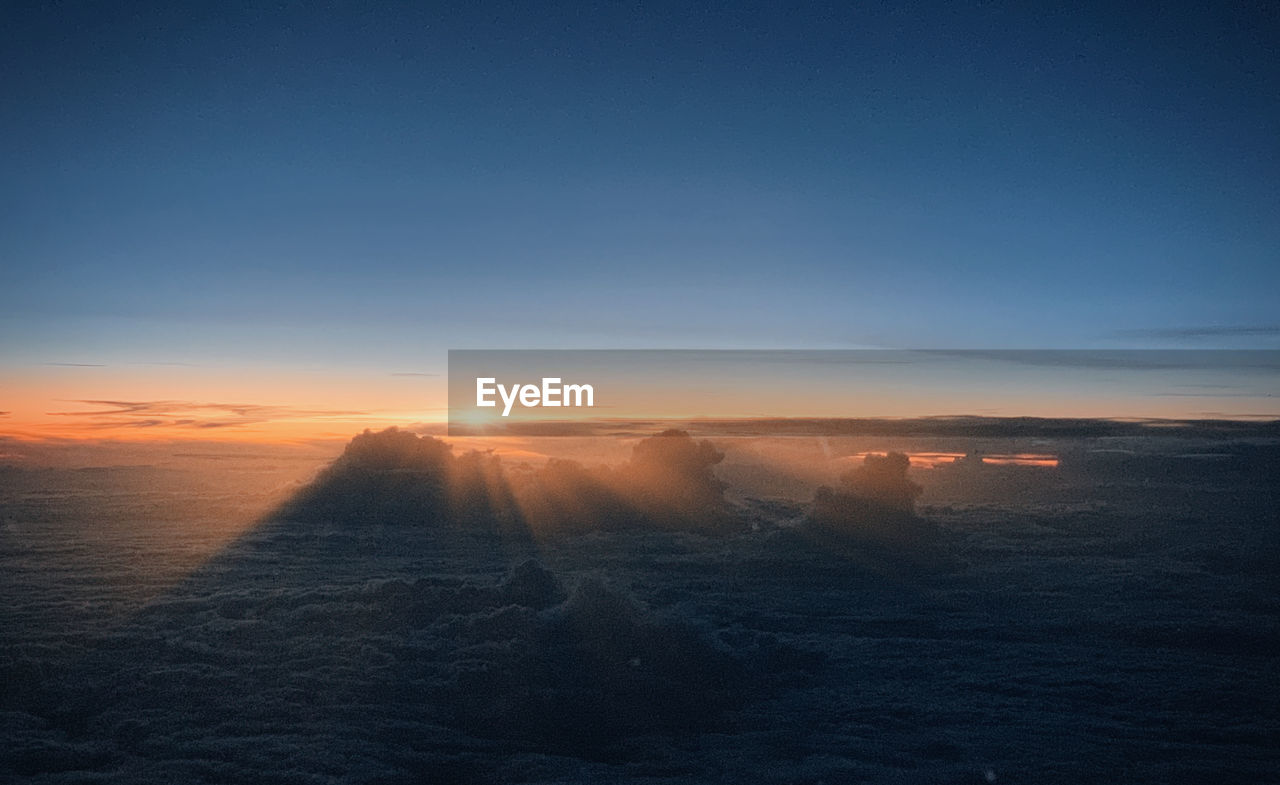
[2,1,1278,438]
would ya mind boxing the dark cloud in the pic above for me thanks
[838,452,922,512]
[438,568,751,752]
[278,427,526,539]
[0,526,810,779]
[802,452,941,562]
[452,416,1280,440]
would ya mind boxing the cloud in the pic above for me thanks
[3,433,1276,782]
[44,399,369,431]
[510,429,739,534]
[452,416,1280,441]
[276,427,527,539]
[925,349,1280,373]
[1114,325,1280,340]
[283,427,740,535]
[801,452,942,563]
[42,362,104,367]
[389,372,440,377]
[836,452,921,512]
[438,567,753,751]
[1152,391,1265,397]
[127,361,197,367]
[0,539,815,780]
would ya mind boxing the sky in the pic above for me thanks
[2,1,1278,439]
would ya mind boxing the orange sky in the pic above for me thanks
[0,365,441,442]
[3,360,1276,444]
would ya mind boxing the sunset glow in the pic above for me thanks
[3,3,1278,781]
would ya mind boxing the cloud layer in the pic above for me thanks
[2,432,1277,782]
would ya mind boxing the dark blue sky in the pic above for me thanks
[3,0,1278,369]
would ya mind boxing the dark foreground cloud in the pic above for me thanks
[1,548,814,781]
[436,564,752,752]
[801,452,942,564]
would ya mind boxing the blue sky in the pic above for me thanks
[3,0,1278,372]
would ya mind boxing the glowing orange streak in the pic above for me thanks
[841,451,1059,468]
[980,454,1060,467]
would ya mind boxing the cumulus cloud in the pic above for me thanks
[438,567,750,751]
[509,429,738,534]
[838,452,922,512]
[282,428,739,536]
[277,427,526,537]
[803,452,940,559]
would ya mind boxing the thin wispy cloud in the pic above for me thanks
[1153,392,1270,398]
[1111,325,1280,340]
[917,349,1280,372]
[41,361,202,368]
[127,361,198,367]
[46,400,370,431]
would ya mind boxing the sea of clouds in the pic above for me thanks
[1,429,1276,783]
